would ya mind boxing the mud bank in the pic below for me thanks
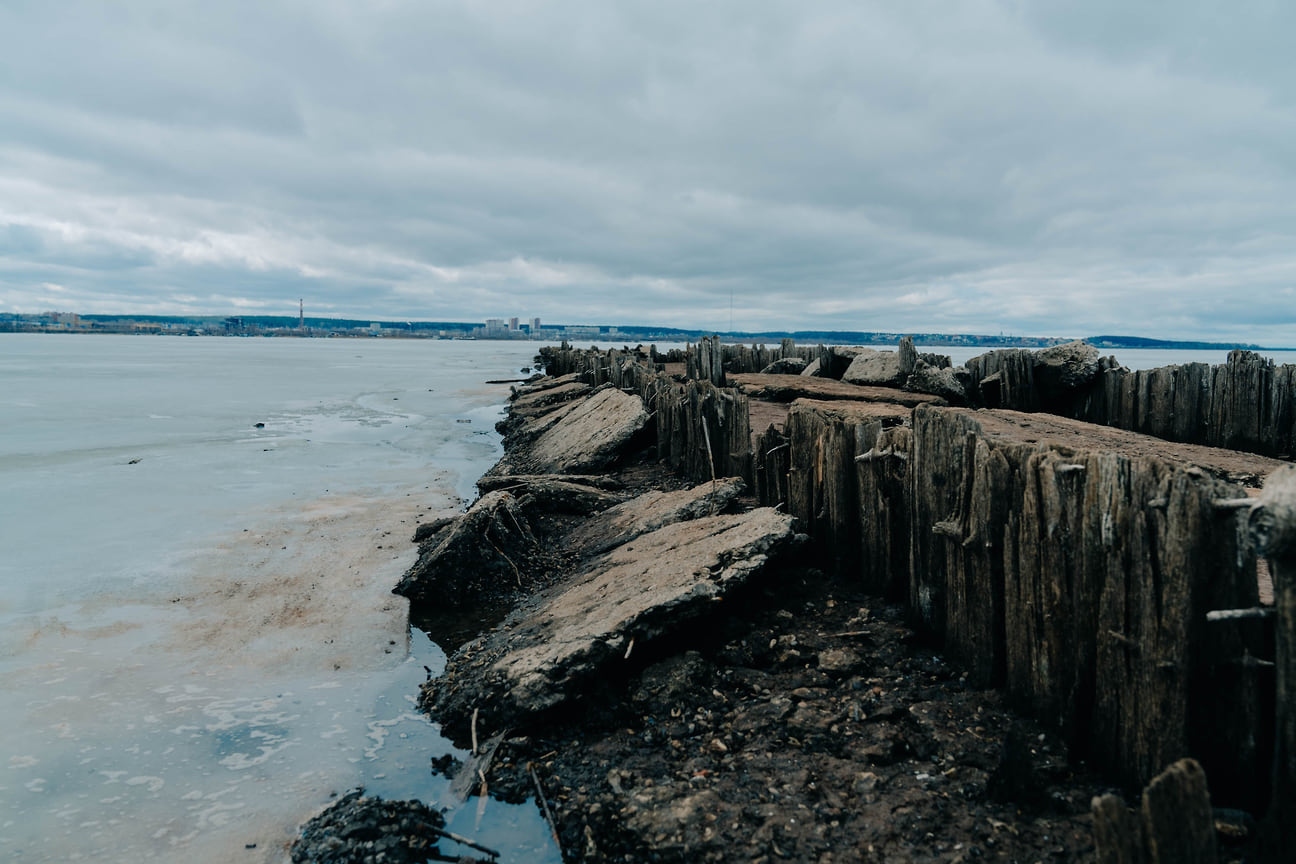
[298,339,1295,863]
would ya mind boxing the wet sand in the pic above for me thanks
[4,485,466,863]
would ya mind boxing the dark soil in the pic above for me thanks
[291,789,495,864]
[428,553,1114,863]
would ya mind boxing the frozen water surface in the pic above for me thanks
[0,334,560,863]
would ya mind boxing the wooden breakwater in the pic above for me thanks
[668,335,1296,459]
[536,338,1294,848]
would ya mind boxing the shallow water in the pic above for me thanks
[0,334,560,863]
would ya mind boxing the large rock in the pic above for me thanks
[563,477,746,557]
[799,358,823,377]
[759,357,808,375]
[424,508,799,743]
[1033,340,1100,391]
[841,349,907,387]
[291,790,448,864]
[904,360,970,403]
[488,387,650,477]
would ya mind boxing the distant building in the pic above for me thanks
[509,317,519,331]
[45,312,80,328]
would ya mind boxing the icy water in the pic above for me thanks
[0,334,561,863]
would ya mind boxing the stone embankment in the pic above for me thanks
[296,336,1295,863]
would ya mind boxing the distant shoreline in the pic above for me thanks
[0,316,1285,351]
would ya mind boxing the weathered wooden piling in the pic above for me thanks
[905,406,1280,796]
[752,424,790,508]
[686,335,726,386]
[1091,758,1218,864]
[1247,464,1296,856]
[1071,351,1296,459]
[784,400,909,583]
[649,375,752,485]
[535,341,1292,818]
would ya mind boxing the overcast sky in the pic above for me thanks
[1,1,1293,341]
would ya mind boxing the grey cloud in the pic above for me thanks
[1,1,1294,342]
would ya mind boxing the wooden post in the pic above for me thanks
[1091,758,1217,864]
[1141,759,1216,864]
[1248,463,1296,857]
[1091,793,1144,864]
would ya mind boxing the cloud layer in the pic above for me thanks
[2,1,1294,341]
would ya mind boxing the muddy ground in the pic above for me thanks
[418,453,1139,864]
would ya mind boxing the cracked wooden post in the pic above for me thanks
[1248,463,1296,858]
[1091,758,1217,864]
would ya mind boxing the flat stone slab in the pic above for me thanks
[489,387,650,476]
[728,374,945,407]
[497,397,581,447]
[425,508,798,743]
[563,477,746,557]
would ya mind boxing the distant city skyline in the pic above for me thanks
[2,3,1294,342]
[4,310,1282,351]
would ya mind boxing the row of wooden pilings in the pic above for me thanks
[670,335,1296,459]
[968,347,1296,458]
[536,340,1294,858]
